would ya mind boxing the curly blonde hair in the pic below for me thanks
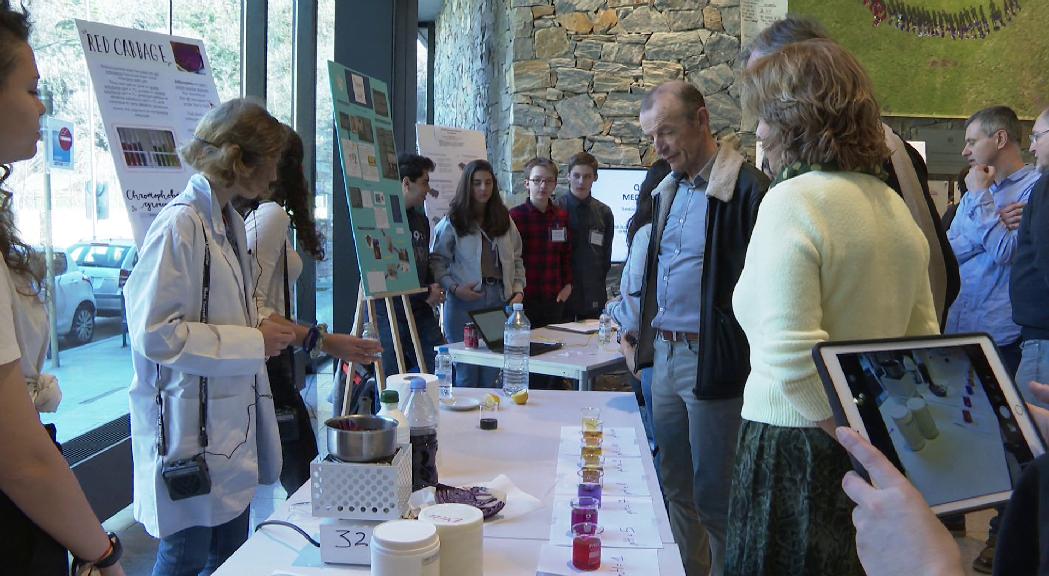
[742,39,888,173]
[179,99,287,188]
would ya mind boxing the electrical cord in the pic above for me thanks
[200,379,272,461]
[254,520,320,547]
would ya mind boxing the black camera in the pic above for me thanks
[162,454,212,501]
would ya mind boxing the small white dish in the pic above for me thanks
[440,397,481,411]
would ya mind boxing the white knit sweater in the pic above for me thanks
[734,171,940,428]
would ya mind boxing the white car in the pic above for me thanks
[38,249,96,345]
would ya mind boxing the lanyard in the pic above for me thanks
[157,204,211,457]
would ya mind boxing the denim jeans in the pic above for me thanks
[651,337,743,576]
[442,282,504,388]
[151,507,250,576]
[1016,339,1049,409]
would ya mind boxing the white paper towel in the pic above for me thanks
[386,373,440,411]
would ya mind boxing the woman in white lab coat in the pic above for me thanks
[124,99,296,576]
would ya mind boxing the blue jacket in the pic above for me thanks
[1011,173,1049,339]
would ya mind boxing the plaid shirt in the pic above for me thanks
[509,199,573,300]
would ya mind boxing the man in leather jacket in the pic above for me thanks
[636,81,769,576]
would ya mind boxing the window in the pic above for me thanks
[19,1,242,442]
[266,0,294,124]
[315,0,336,328]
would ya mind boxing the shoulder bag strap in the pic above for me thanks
[282,241,291,319]
[156,203,211,456]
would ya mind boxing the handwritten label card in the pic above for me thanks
[560,426,638,443]
[557,456,646,484]
[556,437,643,459]
[554,473,652,498]
[536,544,660,576]
[550,496,663,549]
[319,520,378,565]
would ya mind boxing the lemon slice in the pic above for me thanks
[511,389,529,405]
[485,392,501,406]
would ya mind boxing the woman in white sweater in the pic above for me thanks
[723,40,939,576]
[242,126,381,494]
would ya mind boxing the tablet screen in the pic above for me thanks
[821,336,1042,511]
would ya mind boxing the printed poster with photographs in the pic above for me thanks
[76,19,221,247]
[328,61,420,297]
[416,124,487,235]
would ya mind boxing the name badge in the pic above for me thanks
[590,231,604,246]
[551,227,567,243]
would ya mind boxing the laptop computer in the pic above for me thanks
[467,306,563,356]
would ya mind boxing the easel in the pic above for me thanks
[340,283,429,416]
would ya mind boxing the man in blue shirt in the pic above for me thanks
[947,105,1040,574]
[947,106,1039,375]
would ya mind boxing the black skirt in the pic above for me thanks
[0,423,69,575]
[725,419,862,576]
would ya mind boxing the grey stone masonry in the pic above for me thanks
[436,0,746,197]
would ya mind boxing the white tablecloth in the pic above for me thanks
[214,389,683,575]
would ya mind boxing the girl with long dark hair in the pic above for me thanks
[242,125,381,494]
[430,159,525,387]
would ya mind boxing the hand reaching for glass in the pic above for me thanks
[323,332,383,365]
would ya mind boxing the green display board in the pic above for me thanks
[328,61,420,297]
[789,0,1049,118]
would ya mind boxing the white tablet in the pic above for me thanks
[813,333,1046,515]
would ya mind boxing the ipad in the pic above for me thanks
[813,333,1046,515]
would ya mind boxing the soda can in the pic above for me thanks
[464,322,479,349]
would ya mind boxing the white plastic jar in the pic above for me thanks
[370,519,441,576]
[419,503,484,576]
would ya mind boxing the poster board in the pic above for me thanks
[741,0,788,46]
[589,167,648,263]
[76,20,221,247]
[328,61,420,298]
[416,124,488,232]
[788,0,1049,118]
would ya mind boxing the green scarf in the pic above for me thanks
[772,159,889,188]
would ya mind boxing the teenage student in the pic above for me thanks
[430,159,525,387]
[556,152,614,321]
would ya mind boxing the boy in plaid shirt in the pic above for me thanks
[509,157,573,328]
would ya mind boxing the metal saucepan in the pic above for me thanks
[325,415,399,463]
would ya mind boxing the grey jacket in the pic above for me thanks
[429,216,526,300]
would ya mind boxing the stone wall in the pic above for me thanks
[507,0,743,193]
[433,0,514,188]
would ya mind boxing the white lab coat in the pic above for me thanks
[125,174,282,538]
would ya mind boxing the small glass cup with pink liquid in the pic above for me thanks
[570,496,599,528]
[572,522,602,571]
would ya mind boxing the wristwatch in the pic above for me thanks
[309,323,329,360]
[73,532,122,575]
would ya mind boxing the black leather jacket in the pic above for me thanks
[635,163,769,399]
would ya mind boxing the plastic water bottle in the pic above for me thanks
[377,389,409,445]
[598,312,612,345]
[502,303,530,397]
[435,346,454,403]
[403,376,439,490]
[361,322,381,360]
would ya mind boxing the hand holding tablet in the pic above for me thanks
[835,427,964,576]
[814,333,1046,514]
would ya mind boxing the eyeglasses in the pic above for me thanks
[528,178,557,185]
[1032,128,1049,146]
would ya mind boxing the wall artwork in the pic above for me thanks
[788,0,1049,118]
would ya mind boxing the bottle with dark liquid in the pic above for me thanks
[403,376,439,490]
